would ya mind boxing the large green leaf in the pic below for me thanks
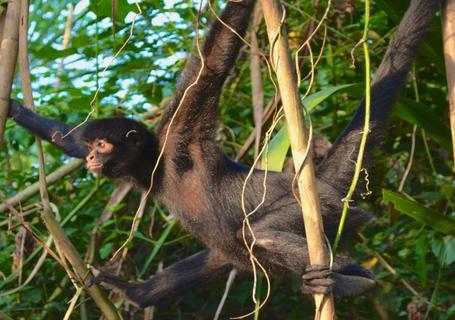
[262,84,353,171]
[383,189,455,235]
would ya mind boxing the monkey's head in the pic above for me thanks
[78,118,156,179]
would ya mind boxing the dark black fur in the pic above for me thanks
[7,0,439,309]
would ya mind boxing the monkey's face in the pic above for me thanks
[78,118,154,180]
[82,130,148,180]
[85,138,115,174]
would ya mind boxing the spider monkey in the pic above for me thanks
[7,0,439,309]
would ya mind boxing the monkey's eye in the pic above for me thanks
[95,140,114,153]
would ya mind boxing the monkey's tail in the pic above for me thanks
[316,0,440,195]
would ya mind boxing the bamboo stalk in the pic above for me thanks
[0,0,20,147]
[260,0,335,319]
[442,0,455,172]
[17,1,120,318]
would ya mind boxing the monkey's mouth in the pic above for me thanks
[87,162,103,173]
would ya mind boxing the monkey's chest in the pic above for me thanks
[160,176,231,241]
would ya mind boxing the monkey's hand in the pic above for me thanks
[301,264,334,295]
[302,263,376,300]
[8,99,26,119]
[87,268,148,308]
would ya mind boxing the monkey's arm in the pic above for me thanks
[89,250,230,308]
[158,0,255,138]
[8,100,88,158]
[317,0,440,193]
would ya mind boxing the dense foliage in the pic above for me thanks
[0,0,454,319]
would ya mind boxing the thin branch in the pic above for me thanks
[213,268,238,320]
[399,65,420,192]
[56,3,74,89]
[399,125,417,192]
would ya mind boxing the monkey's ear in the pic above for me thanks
[125,130,143,147]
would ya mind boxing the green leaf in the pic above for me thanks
[139,221,176,277]
[443,236,455,265]
[447,303,455,317]
[261,124,290,171]
[302,84,354,110]
[383,189,455,235]
[262,84,354,172]
[431,236,455,266]
[432,237,445,266]
[415,234,428,284]
[33,47,78,60]
[99,242,114,259]
[393,100,452,150]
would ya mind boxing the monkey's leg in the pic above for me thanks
[88,249,230,308]
[238,228,375,298]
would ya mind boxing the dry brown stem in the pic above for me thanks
[260,0,335,318]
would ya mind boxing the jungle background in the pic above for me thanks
[0,0,454,319]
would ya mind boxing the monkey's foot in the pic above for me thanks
[301,264,334,295]
[87,267,146,308]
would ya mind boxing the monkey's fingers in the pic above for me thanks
[302,264,332,280]
[301,278,334,295]
[86,267,131,291]
[301,264,334,295]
